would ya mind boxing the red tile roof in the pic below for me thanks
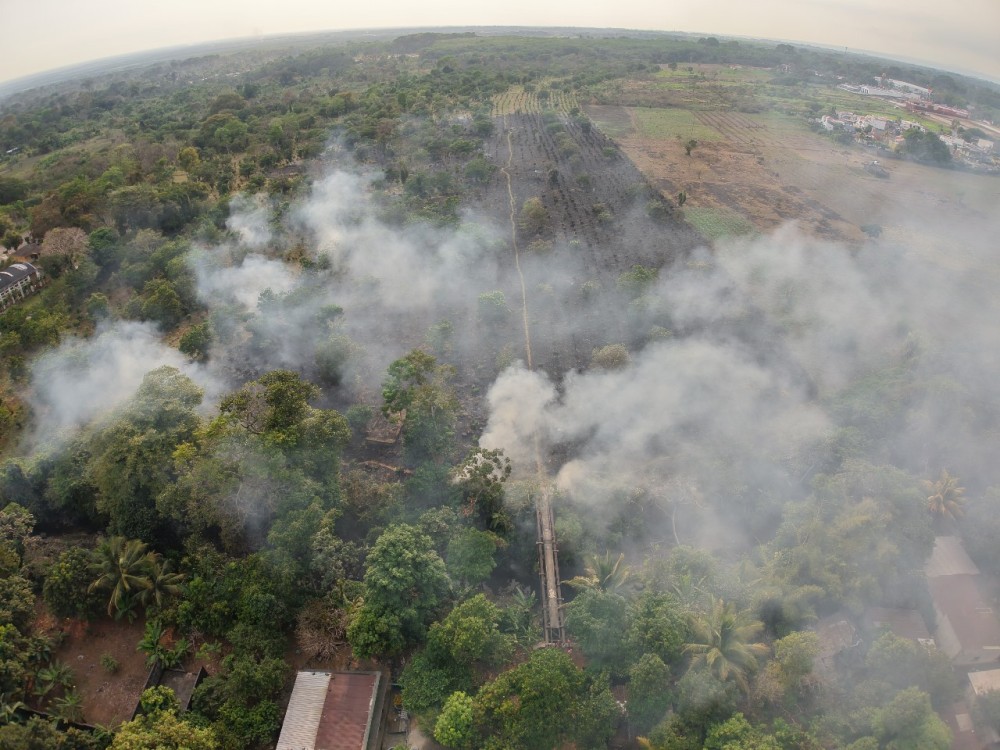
[277,671,380,750]
[315,672,379,750]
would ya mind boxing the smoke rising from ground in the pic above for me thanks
[191,249,298,310]
[295,170,504,312]
[481,213,1000,548]
[21,154,1000,558]
[190,172,515,395]
[26,321,215,447]
[225,193,273,250]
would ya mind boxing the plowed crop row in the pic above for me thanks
[695,111,764,147]
[474,102,701,377]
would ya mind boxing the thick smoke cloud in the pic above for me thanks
[191,249,298,310]
[295,170,504,312]
[190,173,513,394]
[481,212,1000,547]
[21,150,1000,558]
[27,321,216,446]
[225,193,273,250]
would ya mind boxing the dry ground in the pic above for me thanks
[584,102,1000,280]
[33,613,149,727]
[582,62,1000,272]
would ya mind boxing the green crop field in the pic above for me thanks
[632,107,723,141]
[683,206,757,239]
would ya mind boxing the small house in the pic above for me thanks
[277,670,386,750]
[926,536,1000,669]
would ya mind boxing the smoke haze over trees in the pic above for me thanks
[1,29,1000,749]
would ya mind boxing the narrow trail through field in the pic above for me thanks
[500,122,534,370]
[499,114,565,643]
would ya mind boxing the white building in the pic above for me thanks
[0,262,43,311]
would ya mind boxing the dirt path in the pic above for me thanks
[499,120,534,369]
[498,112,565,643]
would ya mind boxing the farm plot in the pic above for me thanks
[479,94,702,376]
[684,206,756,240]
[694,111,764,148]
[492,83,579,116]
[585,104,862,241]
[587,98,1000,277]
[632,108,722,142]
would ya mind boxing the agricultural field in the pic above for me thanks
[586,84,1000,279]
[683,205,756,240]
[483,85,702,377]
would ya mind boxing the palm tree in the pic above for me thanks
[34,660,74,699]
[507,584,538,645]
[924,469,965,522]
[89,536,155,619]
[683,597,769,694]
[564,551,631,594]
[139,556,185,612]
[0,693,26,724]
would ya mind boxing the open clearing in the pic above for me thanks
[585,100,1000,278]
[34,614,149,727]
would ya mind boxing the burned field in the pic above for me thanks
[470,88,703,381]
[585,103,861,242]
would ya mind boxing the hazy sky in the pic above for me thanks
[3,0,999,84]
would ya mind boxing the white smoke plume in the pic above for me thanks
[225,193,273,249]
[188,169,511,394]
[295,170,502,312]
[480,211,1000,548]
[26,321,217,446]
[191,247,298,310]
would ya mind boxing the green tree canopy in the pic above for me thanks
[470,648,618,750]
[348,524,450,658]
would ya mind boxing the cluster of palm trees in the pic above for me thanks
[88,537,184,621]
[33,661,83,722]
[565,551,769,695]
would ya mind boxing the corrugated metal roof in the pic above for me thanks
[867,606,932,642]
[0,262,39,293]
[277,671,331,750]
[929,575,1000,655]
[926,536,980,578]
[276,671,381,750]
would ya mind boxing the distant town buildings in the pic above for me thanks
[884,78,932,97]
[815,107,996,171]
[905,99,971,119]
[838,78,971,120]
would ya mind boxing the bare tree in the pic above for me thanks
[40,227,88,265]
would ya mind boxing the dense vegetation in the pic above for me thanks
[2,29,999,750]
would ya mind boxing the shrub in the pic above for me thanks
[591,344,630,370]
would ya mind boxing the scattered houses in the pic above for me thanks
[814,109,997,171]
